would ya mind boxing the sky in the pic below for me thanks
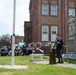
[0,0,30,36]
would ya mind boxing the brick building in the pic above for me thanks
[11,35,24,46]
[24,0,76,46]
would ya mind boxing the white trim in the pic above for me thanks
[42,4,49,15]
[42,26,49,41]
[51,4,58,16]
[51,26,58,41]
[69,8,75,16]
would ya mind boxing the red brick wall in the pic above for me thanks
[28,0,76,46]
[32,0,39,43]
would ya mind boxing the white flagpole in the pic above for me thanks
[12,0,16,66]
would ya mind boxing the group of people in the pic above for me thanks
[21,33,64,63]
[21,42,44,56]
[1,46,11,56]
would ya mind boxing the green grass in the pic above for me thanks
[0,56,76,75]
[64,59,76,64]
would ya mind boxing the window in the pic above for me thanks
[51,4,58,16]
[42,26,49,41]
[69,8,75,16]
[51,26,58,41]
[42,4,49,15]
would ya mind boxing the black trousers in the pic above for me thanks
[22,49,27,55]
[56,48,63,62]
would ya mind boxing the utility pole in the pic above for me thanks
[12,0,16,66]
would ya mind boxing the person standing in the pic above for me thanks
[22,42,28,56]
[55,34,63,63]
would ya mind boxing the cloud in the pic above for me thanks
[0,0,13,35]
[0,0,30,36]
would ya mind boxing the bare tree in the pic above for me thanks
[0,34,11,47]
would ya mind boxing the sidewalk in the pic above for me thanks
[0,61,76,69]
[0,65,28,69]
[32,60,76,69]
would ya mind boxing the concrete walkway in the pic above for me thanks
[0,65,28,69]
[32,60,76,69]
[54,63,76,69]
[0,61,76,69]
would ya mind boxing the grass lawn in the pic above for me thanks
[0,56,76,75]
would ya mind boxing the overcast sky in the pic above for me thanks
[0,0,30,36]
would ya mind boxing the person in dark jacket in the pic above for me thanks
[55,34,63,63]
[22,42,28,56]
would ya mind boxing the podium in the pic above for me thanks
[49,49,56,64]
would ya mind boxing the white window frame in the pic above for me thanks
[51,4,58,16]
[51,26,58,41]
[69,8,75,16]
[42,26,49,41]
[42,4,49,15]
